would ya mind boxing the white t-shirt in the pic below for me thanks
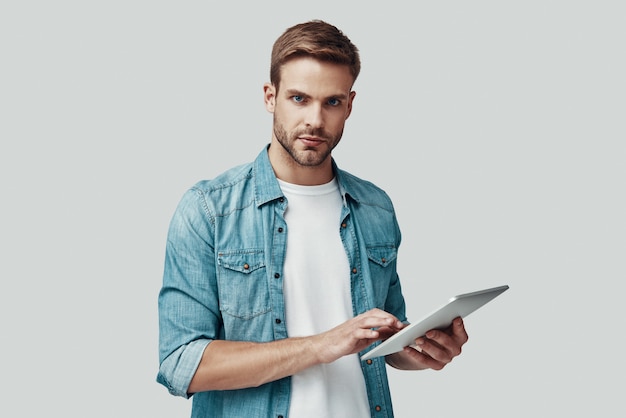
[279,178,370,418]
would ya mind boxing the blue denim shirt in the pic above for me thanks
[157,146,407,418]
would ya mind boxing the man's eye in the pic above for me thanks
[292,95,304,103]
[328,98,340,106]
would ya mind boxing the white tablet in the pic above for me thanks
[360,284,509,361]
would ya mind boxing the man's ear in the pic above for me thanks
[263,83,276,113]
[345,90,356,120]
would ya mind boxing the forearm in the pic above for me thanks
[188,336,322,393]
[187,308,404,393]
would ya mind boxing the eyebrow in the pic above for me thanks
[284,88,349,101]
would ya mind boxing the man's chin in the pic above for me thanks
[292,148,331,167]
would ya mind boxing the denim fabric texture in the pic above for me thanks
[157,146,407,418]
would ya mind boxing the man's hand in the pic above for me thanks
[313,308,405,364]
[385,317,469,371]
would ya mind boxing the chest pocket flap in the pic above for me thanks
[366,245,397,267]
[218,251,265,274]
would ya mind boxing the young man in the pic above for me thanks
[157,20,468,418]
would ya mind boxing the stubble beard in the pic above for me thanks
[273,120,342,167]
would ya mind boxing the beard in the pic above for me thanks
[273,119,343,167]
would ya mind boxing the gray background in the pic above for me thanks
[2,1,624,417]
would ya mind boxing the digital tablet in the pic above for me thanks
[360,284,509,361]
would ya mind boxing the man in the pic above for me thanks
[157,20,468,417]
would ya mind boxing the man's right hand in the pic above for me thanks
[312,308,405,364]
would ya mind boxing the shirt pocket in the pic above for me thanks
[217,249,270,319]
[366,245,398,308]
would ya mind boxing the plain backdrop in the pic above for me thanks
[1,1,624,417]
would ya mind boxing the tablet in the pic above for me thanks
[360,284,509,361]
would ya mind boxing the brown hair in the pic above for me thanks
[270,20,361,90]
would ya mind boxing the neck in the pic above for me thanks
[267,143,334,186]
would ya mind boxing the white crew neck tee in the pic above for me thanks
[278,178,369,418]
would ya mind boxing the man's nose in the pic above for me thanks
[304,102,324,128]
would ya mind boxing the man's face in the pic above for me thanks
[264,57,356,169]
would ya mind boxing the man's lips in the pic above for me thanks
[298,136,325,146]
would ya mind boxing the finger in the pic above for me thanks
[451,317,469,343]
[403,346,446,371]
[356,313,404,331]
[353,327,384,339]
[413,337,454,364]
[423,318,467,353]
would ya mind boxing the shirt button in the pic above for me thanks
[274,273,280,279]
[275,318,282,324]
[352,267,358,274]
[243,263,250,270]
[366,359,373,365]
[375,405,382,412]
[381,258,386,264]
[341,222,347,228]
[278,227,283,233]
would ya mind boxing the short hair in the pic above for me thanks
[270,20,361,90]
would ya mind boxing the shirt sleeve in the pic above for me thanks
[156,187,220,397]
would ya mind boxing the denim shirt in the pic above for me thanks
[157,146,407,418]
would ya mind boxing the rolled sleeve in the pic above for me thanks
[156,339,211,398]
